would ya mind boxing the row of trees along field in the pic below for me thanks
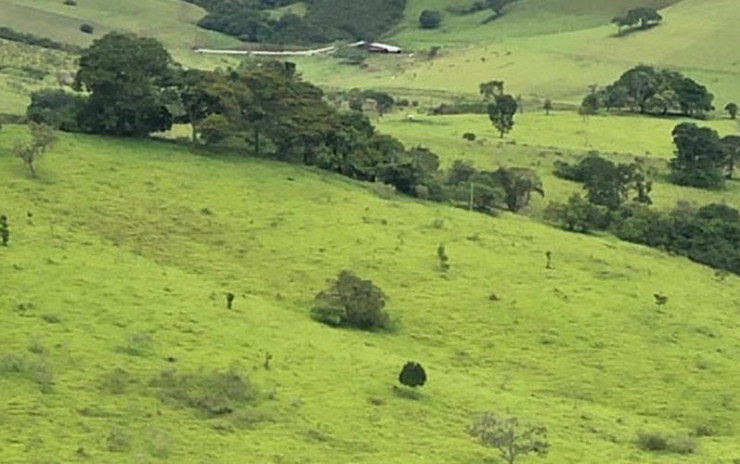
[183,0,406,44]
[17,31,740,277]
[23,32,546,216]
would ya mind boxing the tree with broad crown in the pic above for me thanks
[468,412,549,464]
[74,32,177,136]
[311,271,389,330]
[725,102,738,119]
[669,123,726,188]
[493,167,544,212]
[398,362,426,388]
[487,94,517,138]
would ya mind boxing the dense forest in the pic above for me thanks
[183,0,407,44]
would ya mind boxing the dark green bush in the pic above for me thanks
[312,271,390,330]
[419,9,443,29]
[79,23,94,34]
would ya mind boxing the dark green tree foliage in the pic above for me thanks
[479,80,505,100]
[544,193,605,233]
[468,413,549,464]
[487,94,518,138]
[612,7,662,34]
[186,0,406,43]
[419,9,443,29]
[725,102,738,119]
[594,66,713,117]
[493,167,544,212]
[669,123,726,188]
[378,146,440,195]
[543,99,552,115]
[554,154,652,210]
[74,33,177,136]
[614,202,740,274]
[0,215,9,246]
[26,89,87,132]
[312,271,390,330]
[398,362,427,388]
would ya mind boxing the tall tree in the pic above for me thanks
[487,94,517,138]
[493,167,544,212]
[74,32,177,136]
[669,123,726,188]
[468,413,549,464]
[13,122,57,178]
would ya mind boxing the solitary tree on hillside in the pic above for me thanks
[13,122,57,178]
[398,362,427,388]
[487,94,518,138]
[725,102,738,119]
[468,412,549,464]
[612,7,662,34]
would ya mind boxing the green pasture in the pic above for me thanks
[2,126,740,462]
[0,0,239,63]
[376,111,740,214]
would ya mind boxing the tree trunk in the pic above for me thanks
[253,128,260,155]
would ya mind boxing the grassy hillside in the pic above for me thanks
[0,0,238,63]
[293,0,740,106]
[2,126,740,462]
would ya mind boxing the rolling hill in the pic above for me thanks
[2,126,740,463]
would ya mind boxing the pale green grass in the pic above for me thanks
[0,39,77,114]
[0,0,239,64]
[2,126,740,462]
[294,0,740,107]
[376,111,740,215]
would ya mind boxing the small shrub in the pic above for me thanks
[101,368,135,394]
[150,365,258,416]
[63,0,77,5]
[106,427,131,452]
[119,332,153,357]
[419,10,443,29]
[79,23,94,34]
[311,271,389,331]
[398,361,427,388]
[463,132,476,141]
[637,430,697,454]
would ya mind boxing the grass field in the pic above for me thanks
[2,126,740,463]
[291,0,740,107]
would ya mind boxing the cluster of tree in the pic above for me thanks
[584,66,714,118]
[669,123,740,189]
[0,27,80,52]
[553,153,653,210]
[26,32,544,216]
[547,152,740,274]
[184,0,406,44]
[447,0,519,22]
[611,7,662,34]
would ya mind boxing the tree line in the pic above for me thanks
[26,32,543,215]
[183,0,406,44]
[582,65,715,118]
[547,146,740,275]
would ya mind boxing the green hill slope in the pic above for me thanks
[295,0,740,105]
[2,126,740,462]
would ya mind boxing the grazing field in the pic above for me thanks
[2,126,740,463]
[292,0,740,106]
